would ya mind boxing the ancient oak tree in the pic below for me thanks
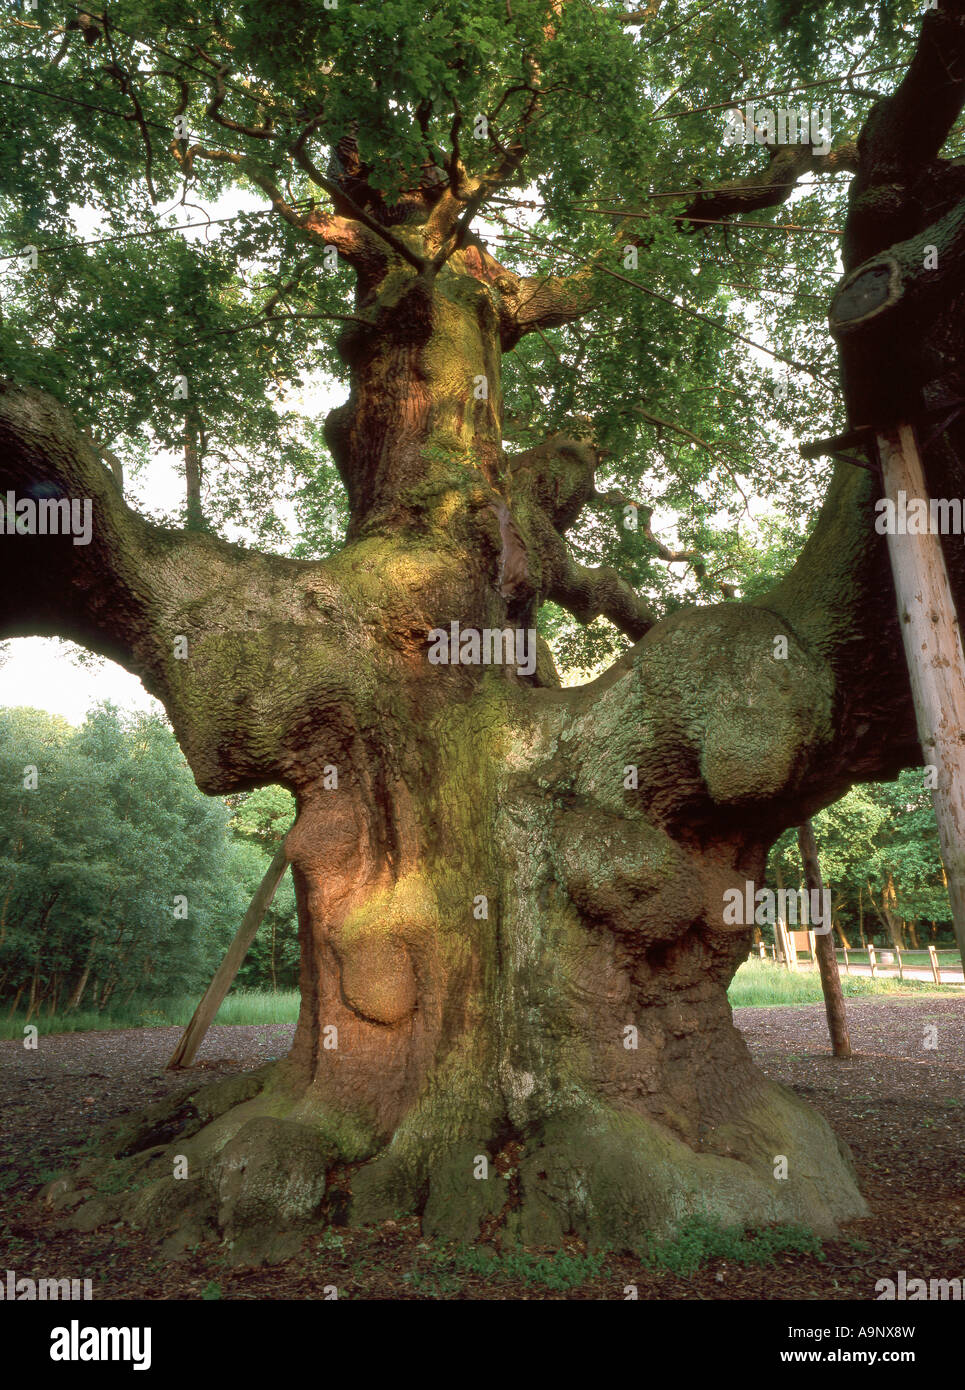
[2,1,964,1261]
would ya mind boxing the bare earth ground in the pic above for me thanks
[0,995,962,1300]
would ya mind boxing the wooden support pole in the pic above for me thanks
[928,944,942,985]
[878,425,965,973]
[797,821,852,1058]
[166,838,290,1070]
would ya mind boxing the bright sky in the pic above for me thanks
[0,641,161,725]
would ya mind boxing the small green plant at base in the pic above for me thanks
[317,1229,346,1256]
[93,1164,132,1195]
[641,1216,824,1275]
[201,1281,222,1300]
[402,1266,462,1297]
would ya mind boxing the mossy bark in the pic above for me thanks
[1,210,929,1266]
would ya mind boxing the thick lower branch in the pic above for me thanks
[0,384,164,663]
[830,195,965,427]
[857,2,965,189]
[0,382,360,793]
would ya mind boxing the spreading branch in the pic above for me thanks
[676,141,859,229]
[175,145,389,270]
[0,384,354,793]
[857,1,965,188]
[492,130,857,339]
[537,512,658,640]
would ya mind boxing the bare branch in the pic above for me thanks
[203,63,275,140]
[189,309,372,345]
[101,21,158,204]
[176,145,383,268]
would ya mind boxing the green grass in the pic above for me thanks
[728,957,960,1007]
[4,956,959,1040]
[450,1246,610,1290]
[402,1246,611,1294]
[0,987,300,1040]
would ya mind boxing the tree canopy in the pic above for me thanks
[2,1,944,667]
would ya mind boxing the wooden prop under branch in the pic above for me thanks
[166,836,291,1070]
[815,194,965,970]
[874,425,965,971]
[797,820,851,1059]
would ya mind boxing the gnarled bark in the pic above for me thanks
[10,11,965,1258]
[5,355,909,1260]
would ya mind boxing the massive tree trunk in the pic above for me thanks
[0,300,905,1262]
[6,2,965,1257]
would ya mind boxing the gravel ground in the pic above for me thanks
[0,996,962,1299]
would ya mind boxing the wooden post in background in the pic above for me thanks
[927,944,942,985]
[167,837,290,1070]
[878,425,965,974]
[797,820,852,1058]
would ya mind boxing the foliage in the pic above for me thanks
[0,704,300,1015]
[766,771,954,944]
[227,783,296,851]
[641,1215,824,1275]
[0,704,233,1012]
[1,2,944,665]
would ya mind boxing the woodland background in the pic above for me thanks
[0,699,955,1021]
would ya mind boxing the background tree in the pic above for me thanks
[0,707,300,1012]
[227,783,296,852]
[766,774,953,950]
[0,704,238,1014]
